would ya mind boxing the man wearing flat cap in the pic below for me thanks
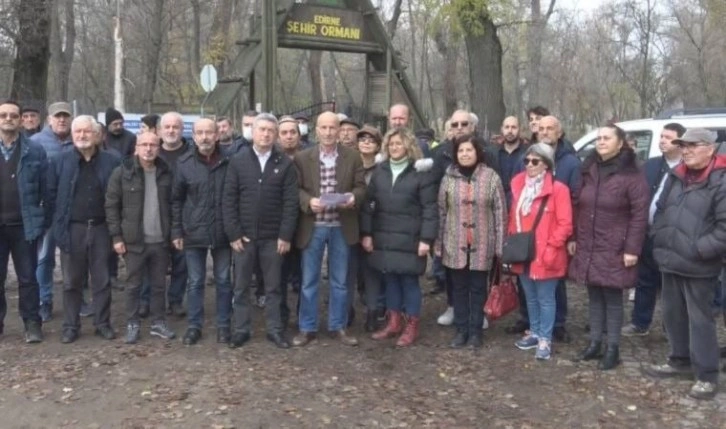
[339,118,360,150]
[645,128,726,400]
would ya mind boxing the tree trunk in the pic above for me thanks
[526,0,555,105]
[190,0,201,74]
[114,16,125,111]
[461,9,505,134]
[11,0,51,104]
[209,0,235,75]
[432,30,458,117]
[142,0,165,112]
[48,0,75,102]
[386,0,404,40]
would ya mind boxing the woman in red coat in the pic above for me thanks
[508,143,573,360]
[568,125,649,370]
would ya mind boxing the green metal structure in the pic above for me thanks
[205,0,427,128]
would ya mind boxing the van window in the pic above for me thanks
[628,131,653,161]
[576,130,652,161]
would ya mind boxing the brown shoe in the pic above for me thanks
[292,331,316,347]
[331,330,359,346]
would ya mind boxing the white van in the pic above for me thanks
[573,112,726,160]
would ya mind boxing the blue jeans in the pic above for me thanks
[185,246,232,329]
[383,273,422,316]
[519,270,558,342]
[518,277,567,328]
[631,236,661,329]
[299,226,349,332]
[36,230,55,305]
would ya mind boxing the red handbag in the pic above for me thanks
[484,264,519,321]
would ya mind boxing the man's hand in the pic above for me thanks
[172,238,184,251]
[340,193,355,209]
[113,242,126,255]
[567,242,576,256]
[231,239,244,253]
[361,236,373,253]
[231,236,251,253]
[418,242,430,257]
[277,239,291,255]
[310,198,324,213]
[623,253,638,267]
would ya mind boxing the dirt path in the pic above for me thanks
[0,269,724,428]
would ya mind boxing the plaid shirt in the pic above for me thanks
[0,138,18,161]
[316,148,340,225]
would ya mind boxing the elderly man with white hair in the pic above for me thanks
[47,115,121,343]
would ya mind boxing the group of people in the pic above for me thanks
[0,98,724,401]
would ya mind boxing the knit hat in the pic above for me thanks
[105,107,124,125]
[525,142,555,171]
[141,114,160,129]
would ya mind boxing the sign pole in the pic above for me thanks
[262,0,277,112]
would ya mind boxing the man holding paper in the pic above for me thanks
[292,111,366,347]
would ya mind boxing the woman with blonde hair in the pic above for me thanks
[361,128,438,347]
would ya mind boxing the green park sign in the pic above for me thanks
[280,3,376,48]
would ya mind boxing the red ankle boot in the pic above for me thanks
[372,310,403,340]
[396,315,420,347]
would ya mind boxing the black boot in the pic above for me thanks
[598,345,620,371]
[575,341,602,361]
[450,331,468,348]
[364,310,378,333]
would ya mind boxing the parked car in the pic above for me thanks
[573,110,726,160]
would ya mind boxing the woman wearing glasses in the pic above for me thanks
[361,128,438,347]
[569,125,649,370]
[436,134,506,348]
[509,143,573,360]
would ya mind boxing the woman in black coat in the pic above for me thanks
[361,128,438,347]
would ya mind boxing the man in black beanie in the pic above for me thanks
[105,107,136,158]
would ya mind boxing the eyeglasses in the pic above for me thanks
[359,136,376,143]
[0,113,20,119]
[523,157,542,166]
[451,121,470,128]
[677,141,711,150]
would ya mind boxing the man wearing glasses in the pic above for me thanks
[646,128,726,401]
[105,131,176,344]
[0,100,47,342]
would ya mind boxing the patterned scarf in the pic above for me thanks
[518,172,545,217]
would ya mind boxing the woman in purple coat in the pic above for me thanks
[568,125,649,370]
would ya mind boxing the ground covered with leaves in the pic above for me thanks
[0,265,724,428]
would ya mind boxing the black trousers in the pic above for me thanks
[280,247,302,328]
[124,244,169,324]
[232,239,283,334]
[0,225,40,328]
[449,266,488,336]
[60,222,112,331]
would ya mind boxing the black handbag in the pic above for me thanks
[501,197,548,264]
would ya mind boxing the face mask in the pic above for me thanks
[242,126,253,141]
[298,123,309,136]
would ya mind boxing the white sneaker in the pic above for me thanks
[437,306,454,326]
[482,317,489,330]
[628,289,635,302]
